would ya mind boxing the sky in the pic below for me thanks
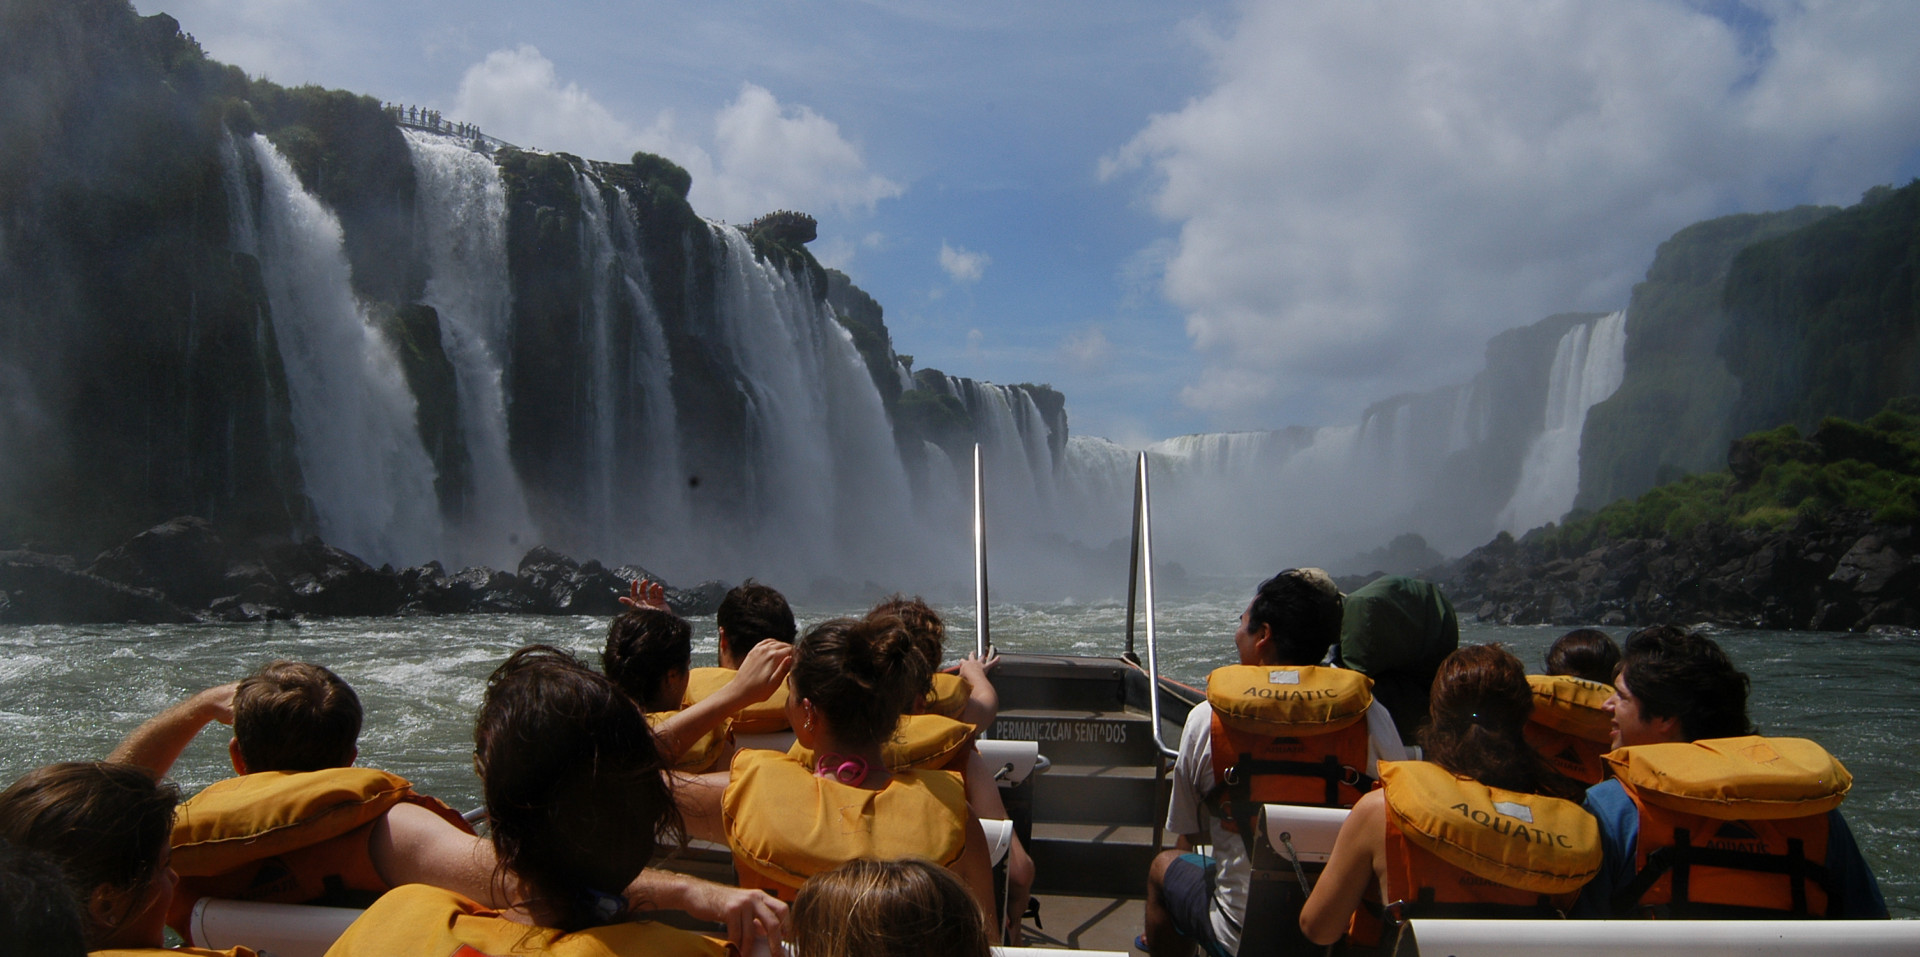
[132,0,1920,446]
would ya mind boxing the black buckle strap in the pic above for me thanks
[1613,827,1832,917]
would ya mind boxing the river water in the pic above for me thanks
[2,596,1914,916]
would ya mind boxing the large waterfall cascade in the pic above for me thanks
[205,126,1635,589]
[1495,311,1629,535]
[403,131,534,568]
[224,134,446,567]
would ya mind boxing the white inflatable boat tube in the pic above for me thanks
[976,739,1041,785]
[190,898,362,957]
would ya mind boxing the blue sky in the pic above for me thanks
[134,0,1920,446]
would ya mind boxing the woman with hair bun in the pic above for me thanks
[679,616,995,918]
[325,645,737,956]
[1299,644,1602,947]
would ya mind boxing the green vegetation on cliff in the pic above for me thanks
[1548,397,1920,551]
[1722,180,1920,437]
[1575,205,1835,511]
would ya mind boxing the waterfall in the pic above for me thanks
[226,134,443,566]
[403,131,533,567]
[1495,310,1628,534]
[706,225,916,579]
[604,183,692,557]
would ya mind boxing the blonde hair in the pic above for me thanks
[792,859,990,957]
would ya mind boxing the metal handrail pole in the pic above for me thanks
[1124,459,1142,664]
[1138,453,1180,759]
[974,444,991,659]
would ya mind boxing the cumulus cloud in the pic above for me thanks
[453,54,900,225]
[1062,326,1114,370]
[1106,0,1920,425]
[939,242,990,283]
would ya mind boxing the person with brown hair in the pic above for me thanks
[1544,628,1620,686]
[1299,644,1602,947]
[0,761,254,955]
[327,645,769,955]
[602,603,793,771]
[792,859,992,957]
[0,838,88,957]
[679,579,802,734]
[676,616,996,918]
[869,594,998,726]
[1524,629,1621,789]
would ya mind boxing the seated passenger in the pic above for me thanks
[603,605,792,771]
[1299,644,1601,947]
[682,580,800,734]
[793,859,991,957]
[870,594,999,727]
[1523,629,1622,788]
[1146,569,1407,957]
[677,616,994,916]
[0,761,255,955]
[327,645,755,956]
[105,661,493,939]
[0,836,88,956]
[1336,575,1459,744]
[1577,625,1887,918]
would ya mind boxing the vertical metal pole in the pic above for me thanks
[1139,453,1179,759]
[1125,458,1142,663]
[974,443,991,659]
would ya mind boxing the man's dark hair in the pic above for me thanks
[233,661,361,772]
[602,607,693,711]
[1617,625,1753,742]
[1248,568,1344,665]
[717,579,796,663]
[1546,628,1621,685]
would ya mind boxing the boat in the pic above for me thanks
[178,448,1920,956]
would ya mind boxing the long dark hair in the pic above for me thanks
[1420,644,1563,796]
[476,645,682,932]
[791,615,927,749]
[0,762,179,948]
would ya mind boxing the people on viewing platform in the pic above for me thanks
[324,645,770,957]
[1299,644,1601,946]
[1576,625,1887,918]
[1144,568,1408,957]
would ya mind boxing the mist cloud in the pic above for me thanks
[1106,0,1920,427]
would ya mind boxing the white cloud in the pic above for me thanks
[939,242,990,283]
[1106,0,1920,424]
[1062,326,1113,370]
[452,54,900,227]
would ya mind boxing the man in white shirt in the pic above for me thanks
[1143,568,1406,957]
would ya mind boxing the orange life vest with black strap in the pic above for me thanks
[789,712,976,772]
[685,666,790,733]
[647,709,733,772]
[1605,736,1849,918]
[1522,674,1614,787]
[1347,761,1601,945]
[165,767,473,940]
[721,748,970,901]
[324,882,734,957]
[1204,665,1376,837]
[924,672,973,719]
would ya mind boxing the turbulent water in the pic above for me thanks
[2,603,1913,916]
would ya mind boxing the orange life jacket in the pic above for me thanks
[1203,665,1376,835]
[165,767,472,940]
[323,883,734,957]
[721,749,969,900]
[789,712,976,772]
[646,709,733,772]
[1348,761,1601,945]
[1605,736,1849,918]
[1522,674,1615,787]
[93,949,257,957]
[685,666,790,733]
[923,672,973,719]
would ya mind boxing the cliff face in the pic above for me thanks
[1575,206,1835,512]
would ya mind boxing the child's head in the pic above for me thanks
[1545,629,1620,686]
[792,858,990,957]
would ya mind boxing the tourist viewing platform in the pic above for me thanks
[383,103,517,152]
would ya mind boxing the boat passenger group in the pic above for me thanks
[0,570,1889,957]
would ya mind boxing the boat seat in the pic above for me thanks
[734,730,797,753]
[1259,804,1348,863]
[977,738,1043,785]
